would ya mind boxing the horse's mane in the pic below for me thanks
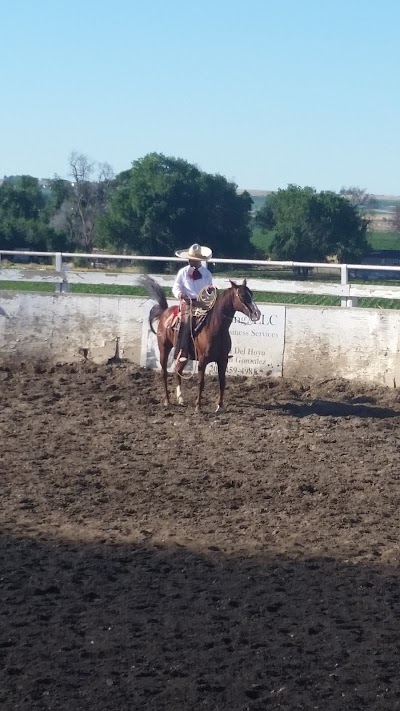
[205,287,234,328]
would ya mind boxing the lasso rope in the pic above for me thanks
[174,285,218,380]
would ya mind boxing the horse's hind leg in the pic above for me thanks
[159,341,172,407]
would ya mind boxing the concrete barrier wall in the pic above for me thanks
[0,292,147,364]
[1,291,400,387]
[283,307,400,387]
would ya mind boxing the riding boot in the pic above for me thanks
[175,320,191,362]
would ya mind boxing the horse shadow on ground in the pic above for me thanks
[251,399,400,420]
[1,534,400,711]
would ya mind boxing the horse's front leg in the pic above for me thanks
[175,360,186,405]
[195,359,207,412]
[216,357,228,413]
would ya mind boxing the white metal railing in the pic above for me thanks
[1,249,400,308]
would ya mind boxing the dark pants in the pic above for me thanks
[174,300,198,360]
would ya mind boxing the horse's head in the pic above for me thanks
[229,279,261,322]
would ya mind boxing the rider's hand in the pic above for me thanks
[179,292,190,303]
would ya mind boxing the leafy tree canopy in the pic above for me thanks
[256,184,368,263]
[97,153,254,259]
[0,176,63,250]
[0,176,45,221]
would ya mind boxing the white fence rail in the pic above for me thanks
[1,250,400,308]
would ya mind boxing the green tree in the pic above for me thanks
[0,176,64,251]
[97,153,253,260]
[256,184,368,268]
[0,176,45,221]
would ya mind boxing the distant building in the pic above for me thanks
[363,250,400,266]
[349,250,400,280]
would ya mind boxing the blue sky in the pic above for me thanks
[1,0,399,194]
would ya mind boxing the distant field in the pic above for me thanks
[367,231,400,250]
[251,229,400,254]
[248,192,400,215]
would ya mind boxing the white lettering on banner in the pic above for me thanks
[141,303,286,377]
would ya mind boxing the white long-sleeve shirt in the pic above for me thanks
[172,265,213,300]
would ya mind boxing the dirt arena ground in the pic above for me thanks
[1,360,400,710]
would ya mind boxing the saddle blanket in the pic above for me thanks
[165,307,180,330]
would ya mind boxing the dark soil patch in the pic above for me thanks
[1,361,400,709]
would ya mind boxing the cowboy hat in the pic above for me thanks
[175,243,213,261]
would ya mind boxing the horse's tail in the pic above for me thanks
[139,275,169,334]
[149,304,165,334]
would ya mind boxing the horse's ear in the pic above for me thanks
[242,278,247,287]
[229,280,238,288]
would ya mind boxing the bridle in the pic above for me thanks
[233,286,256,319]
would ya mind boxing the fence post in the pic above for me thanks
[54,253,63,293]
[340,264,348,307]
[341,264,358,307]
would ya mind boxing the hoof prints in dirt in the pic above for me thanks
[1,360,400,710]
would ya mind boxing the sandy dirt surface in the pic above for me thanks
[1,360,400,710]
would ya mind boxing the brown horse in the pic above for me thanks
[140,275,261,411]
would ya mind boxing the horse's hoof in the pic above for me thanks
[177,397,184,406]
[215,405,224,414]
[163,399,170,407]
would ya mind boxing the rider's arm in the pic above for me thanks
[203,268,213,288]
[172,269,185,300]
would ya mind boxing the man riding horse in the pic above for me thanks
[172,243,214,363]
[140,251,261,411]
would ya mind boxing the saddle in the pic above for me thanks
[164,304,212,341]
[165,287,218,341]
